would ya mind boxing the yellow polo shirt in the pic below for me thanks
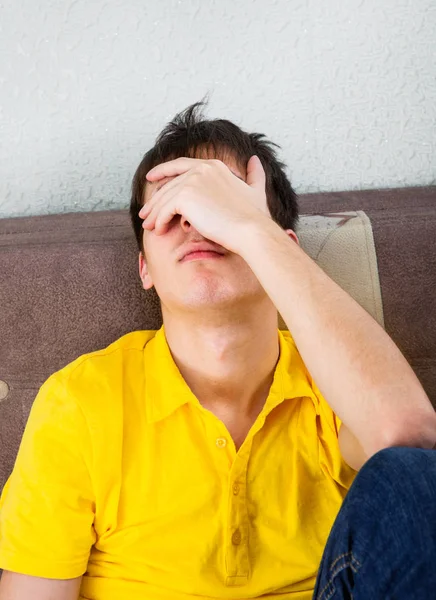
[0,326,356,599]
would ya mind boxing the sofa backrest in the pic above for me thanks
[1,186,435,492]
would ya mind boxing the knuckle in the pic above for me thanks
[211,159,223,168]
[191,167,204,179]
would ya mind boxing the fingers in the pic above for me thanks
[146,157,201,182]
[152,188,185,235]
[246,155,266,192]
[139,171,189,218]
[142,183,185,234]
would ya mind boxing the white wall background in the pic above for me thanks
[0,0,435,219]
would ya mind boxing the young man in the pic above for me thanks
[1,100,436,600]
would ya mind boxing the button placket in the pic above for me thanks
[231,529,242,545]
[225,451,251,581]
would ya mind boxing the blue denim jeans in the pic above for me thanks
[312,446,436,600]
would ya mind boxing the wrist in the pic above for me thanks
[238,216,286,262]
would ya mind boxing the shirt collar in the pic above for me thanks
[144,325,317,424]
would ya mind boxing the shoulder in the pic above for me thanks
[54,329,157,380]
[278,329,320,402]
[43,330,158,415]
[279,328,341,432]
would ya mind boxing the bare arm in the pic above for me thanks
[0,571,81,600]
[241,219,436,458]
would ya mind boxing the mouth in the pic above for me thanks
[180,250,226,263]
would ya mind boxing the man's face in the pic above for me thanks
[138,150,275,317]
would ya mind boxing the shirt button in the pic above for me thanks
[216,437,227,448]
[232,483,240,495]
[232,529,242,545]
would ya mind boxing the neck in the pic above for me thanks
[162,308,280,417]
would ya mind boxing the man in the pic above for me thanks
[1,100,436,600]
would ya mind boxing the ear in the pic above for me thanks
[139,251,154,290]
[284,229,300,246]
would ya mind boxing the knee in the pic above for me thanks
[362,445,431,478]
[337,446,436,555]
[351,445,436,505]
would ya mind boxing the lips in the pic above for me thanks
[181,251,224,263]
[179,243,226,261]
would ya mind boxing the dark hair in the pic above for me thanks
[130,98,299,254]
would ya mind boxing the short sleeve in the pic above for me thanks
[308,375,358,490]
[0,373,96,579]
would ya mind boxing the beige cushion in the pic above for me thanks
[279,211,384,330]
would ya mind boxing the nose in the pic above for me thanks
[180,214,195,232]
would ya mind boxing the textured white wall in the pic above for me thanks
[1,0,435,218]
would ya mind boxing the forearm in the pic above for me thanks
[242,219,436,455]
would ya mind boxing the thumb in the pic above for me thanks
[246,155,266,192]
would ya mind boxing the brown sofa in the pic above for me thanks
[1,185,435,499]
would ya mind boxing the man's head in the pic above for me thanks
[129,99,299,321]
